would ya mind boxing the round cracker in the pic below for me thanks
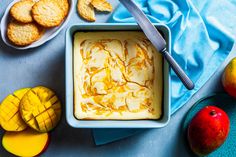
[7,21,43,46]
[77,0,96,22]
[10,0,35,23]
[91,0,112,12]
[32,0,64,27]
[56,0,69,17]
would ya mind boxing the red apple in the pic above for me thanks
[187,106,230,156]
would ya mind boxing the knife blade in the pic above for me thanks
[119,0,194,90]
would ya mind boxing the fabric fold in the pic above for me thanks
[93,0,235,145]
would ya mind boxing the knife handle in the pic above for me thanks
[162,49,194,90]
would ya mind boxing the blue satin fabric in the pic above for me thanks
[93,0,235,145]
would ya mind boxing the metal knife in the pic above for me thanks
[119,0,194,90]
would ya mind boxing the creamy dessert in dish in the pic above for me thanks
[74,31,163,119]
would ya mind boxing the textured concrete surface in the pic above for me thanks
[0,0,235,156]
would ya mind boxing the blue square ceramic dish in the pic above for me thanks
[65,23,171,128]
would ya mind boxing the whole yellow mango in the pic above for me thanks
[222,58,236,98]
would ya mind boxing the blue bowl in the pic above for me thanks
[65,23,171,128]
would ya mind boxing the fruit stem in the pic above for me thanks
[210,110,216,116]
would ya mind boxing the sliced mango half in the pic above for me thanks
[2,128,49,157]
[20,86,62,132]
[0,88,30,131]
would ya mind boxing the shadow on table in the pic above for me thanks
[0,37,43,56]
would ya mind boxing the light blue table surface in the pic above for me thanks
[0,1,235,157]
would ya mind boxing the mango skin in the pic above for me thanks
[187,106,230,156]
[222,58,236,98]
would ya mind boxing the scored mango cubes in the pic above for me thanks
[20,86,61,132]
[0,88,30,131]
